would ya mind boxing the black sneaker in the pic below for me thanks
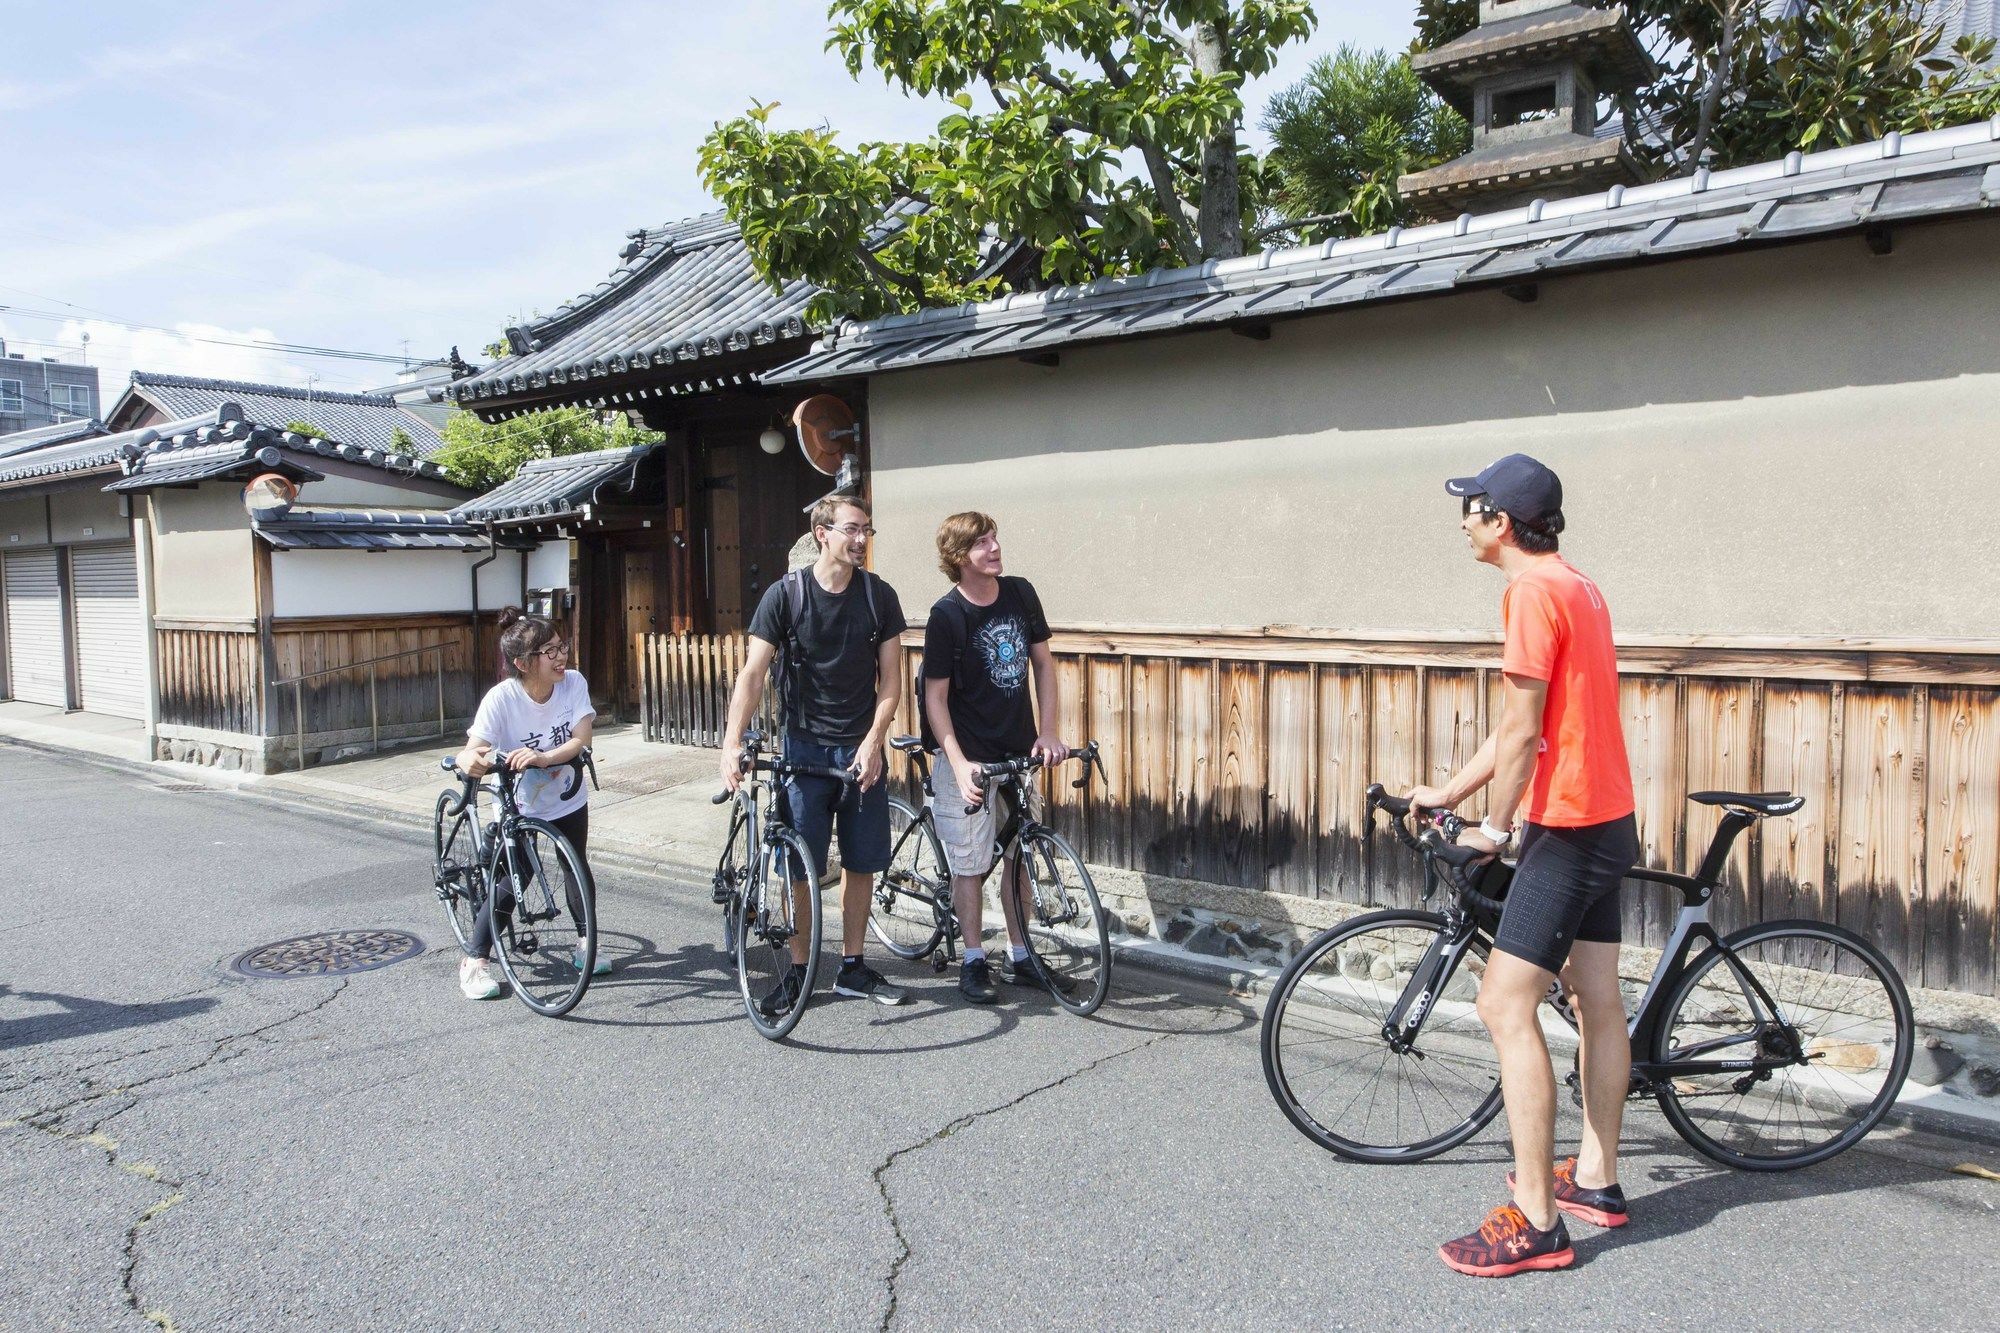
[757,966,804,1019]
[833,962,908,1006]
[1002,950,1075,996]
[959,957,998,1005]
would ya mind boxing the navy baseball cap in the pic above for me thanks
[1445,453,1562,525]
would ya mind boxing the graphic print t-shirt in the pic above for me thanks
[747,570,909,745]
[468,670,595,820]
[921,577,1051,763]
[1500,559,1634,828]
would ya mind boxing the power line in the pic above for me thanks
[0,301,420,366]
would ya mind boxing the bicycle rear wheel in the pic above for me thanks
[714,803,755,957]
[736,827,822,1040]
[1261,910,1503,1163]
[1016,828,1111,1016]
[1653,920,1912,1170]
[490,819,596,1018]
[433,789,481,952]
[869,796,948,960]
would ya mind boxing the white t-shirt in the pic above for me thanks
[468,670,596,820]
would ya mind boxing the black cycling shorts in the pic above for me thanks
[1490,814,1639,975]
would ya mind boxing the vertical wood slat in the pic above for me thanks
[1839,686,1927,986]
[1925,688,1999,995]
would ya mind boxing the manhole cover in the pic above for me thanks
[233,929,424,979]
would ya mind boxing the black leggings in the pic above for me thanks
[468,807,592,960]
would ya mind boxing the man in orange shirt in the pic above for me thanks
[1407,454,1639,1278]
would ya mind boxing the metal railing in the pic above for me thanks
[270,641,451,771]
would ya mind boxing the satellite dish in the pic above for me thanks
[791,394,859,476]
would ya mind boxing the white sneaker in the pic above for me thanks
[572,940,612,976]
[459,957,502,1000]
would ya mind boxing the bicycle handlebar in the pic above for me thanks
[963,741,1106,814]
[1367,781,1506,916]
[441,746,596,798]
[711,754,859,805]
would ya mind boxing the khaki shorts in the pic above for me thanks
[930,750,1028,878]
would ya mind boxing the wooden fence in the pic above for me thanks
[156,624,262,735]
[637,633,776,746]
[641,625,2000,998]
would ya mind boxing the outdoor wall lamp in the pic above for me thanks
[758,426,787,455]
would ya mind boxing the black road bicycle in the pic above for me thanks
[433,748,599,1018]
[709,729,859,1040]
[868,736,1114,1017]
[1262,784,1913,1170]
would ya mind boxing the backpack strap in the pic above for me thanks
[778,568,809,730]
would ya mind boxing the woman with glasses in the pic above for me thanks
[451,606,605,999]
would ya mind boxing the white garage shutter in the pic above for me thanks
[4,549,66,707]
[72,544,147,720]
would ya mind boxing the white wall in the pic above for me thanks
[867,216,2000,640]
[526,539,572,589]
[294,472,470,509]
[271,549,525,618]
[150,484,256,620]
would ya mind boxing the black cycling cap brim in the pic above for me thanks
[1444,475,1487,497]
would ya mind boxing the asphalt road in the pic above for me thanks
[2,743,1995,1332]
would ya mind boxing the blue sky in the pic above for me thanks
[0,1,1420,399]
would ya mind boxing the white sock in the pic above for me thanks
[1010,945,1030,963]
[963,946,986,963]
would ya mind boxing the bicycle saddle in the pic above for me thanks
[1689,790,1804,816]
[889,735,924,753]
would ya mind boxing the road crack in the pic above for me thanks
[2,977,350,1330]
[870,1031,1177,1332]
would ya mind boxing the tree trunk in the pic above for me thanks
[1190,19,1243,259]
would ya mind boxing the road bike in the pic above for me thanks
[433,748,599,1017]
[709,729,859,1040]
[867,735,1114,1016]
[1261,784,1913,1170]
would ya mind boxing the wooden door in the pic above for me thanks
[705,446,743,632]
[622,549,657,713]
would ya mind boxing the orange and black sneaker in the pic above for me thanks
[1507,1157,1629,1229]
[1438,1204,1574,1278]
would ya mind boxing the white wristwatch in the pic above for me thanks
[1478,817,1515,847]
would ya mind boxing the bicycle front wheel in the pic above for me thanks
[869,796,948,960]
[1261,910,1503,1163]
[490,819,596,1018]
[1654,920,1913,1171]
[736,827,823,1041]
[1017,829,1111,1016]
[433,789,481,952]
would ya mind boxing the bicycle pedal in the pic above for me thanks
[930,956,948,974]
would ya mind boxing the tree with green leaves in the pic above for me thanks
[433,408,662,493]
[284,419,329,440]
[699,1,1317,322]
[1260,44,1468,243]
[1414,0,2000,173]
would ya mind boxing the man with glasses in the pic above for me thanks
[1408,454,1637,1277]
[721,495,910,1011]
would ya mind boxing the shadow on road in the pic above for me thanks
[0,983,220,1051]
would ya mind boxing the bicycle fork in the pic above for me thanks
[1381,924,1482,1055]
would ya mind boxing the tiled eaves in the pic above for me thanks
[763,118,2000,385]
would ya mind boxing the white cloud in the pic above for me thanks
[42,318,324,409]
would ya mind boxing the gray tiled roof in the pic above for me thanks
[103,402,456,494]
[0,416,106,461]
[767,119,2000,385]
[444,212,815,413]
[254,506,525,551]
[0,412,213,490]
[451,443,659,524]
[120,372,447,458]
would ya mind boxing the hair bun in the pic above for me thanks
[1544,512,1566,535]
[497,605,524,630]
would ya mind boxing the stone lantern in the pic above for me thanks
[1398,1,1656,217]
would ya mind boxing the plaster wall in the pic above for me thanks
[866,217,2000,639]
[270,549,526,618]
[49,489,129,545]
[148,485,257,620]
[0,494,49,548]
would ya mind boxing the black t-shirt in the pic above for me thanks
[748,569,907,745]
[921,576,1051,763]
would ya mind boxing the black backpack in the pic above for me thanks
[915,594,972,752]
[774,566,881,732]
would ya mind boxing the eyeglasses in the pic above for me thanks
[532,642,570,661]
[824,523,876,538]
[1461,498,1497,520]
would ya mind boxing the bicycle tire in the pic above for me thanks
[489,818,596,1018]
[1261,910,1504,1163]
[869,796,949,960]
[714,801,756,958]
[736,826,823,1041]
[1653,919,1913,1171]
[433,789,481,953]
[1016,828,1111,1017]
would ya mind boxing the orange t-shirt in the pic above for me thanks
[1500,558,1635,828]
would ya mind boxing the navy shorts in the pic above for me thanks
[778,732,891,879]
[1490,814,1638,974]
